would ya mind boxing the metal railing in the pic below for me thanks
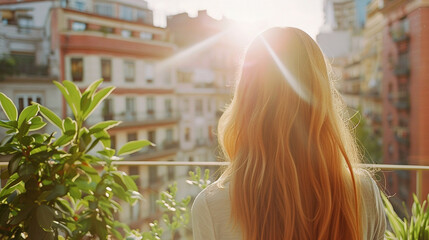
[0,161,427,200]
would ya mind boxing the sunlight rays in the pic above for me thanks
[260,36,310,103]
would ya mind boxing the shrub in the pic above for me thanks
[382,193,429,239]
[0,80,150,239]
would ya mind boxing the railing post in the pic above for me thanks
[416,170,422,201]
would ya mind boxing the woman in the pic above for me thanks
[192,27,386,240]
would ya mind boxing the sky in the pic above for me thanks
[145,0,325,39]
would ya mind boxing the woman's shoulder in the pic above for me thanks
[194,180,230,207]
[355,169,380,194]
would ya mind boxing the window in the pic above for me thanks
[125,97,136,121]
[136,9,147,23]
[94,3,114,17]
[71,58,83,82]
[102,98,114,120]
[196,99,203,116]
[119,6,133,21]
[121,29,132,38]
[165,99,172,117]
[185,127,190,141]
[100,59,111,82]
[145,63,155,83]
[18,16,33,31]
[148,130,156,146]
[71,21,86,31]
[127,132,137,142]
[16,94,42,113]
[99,26,114,34]
[140,32,153,40]
[177,71,193,83]
[147,97,155,117]
[124,60,135,82]
[73,0,86,11]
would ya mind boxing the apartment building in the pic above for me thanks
[0,1,61,137]
[381,0,429,203]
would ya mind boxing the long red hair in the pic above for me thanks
[218,27,362,239]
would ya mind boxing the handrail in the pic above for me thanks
[0,161,427,199]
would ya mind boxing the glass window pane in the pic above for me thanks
[101,59,112,82]
[71,21,86,31]
[124,61,135,82]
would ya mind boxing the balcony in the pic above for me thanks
[6,54,49,77]
[394,126,410,145]
[394,64,410,76]
[390,18,410,43]
[104,111,180,129]
[394,98,410,110]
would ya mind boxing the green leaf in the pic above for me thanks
[28,116,47,131]
[8,154,21,175]
[89,120,121,134]
[16,120,31,139]
[17,104,39,127]
[53,134,74,147]
[118,140,153,156]
[0,92,18,121]
[38,104,62,129]
[85,79,103,96]
[55,198,74,216]
[46,184,67,201]
[93,130,110,148]
[63,80,82,113]
[10,203,35,225]
[18,163,37,177]
[36,205,54,230]
[83,86,115,120]
[0,119,17,129]
[63,117,77,133]
[53,81,78,117]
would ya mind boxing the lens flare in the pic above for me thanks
[260,36,309,103]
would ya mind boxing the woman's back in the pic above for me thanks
[192,170,386,240]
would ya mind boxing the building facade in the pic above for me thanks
[381,0,429,203]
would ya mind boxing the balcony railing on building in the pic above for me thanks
[394,126,410,145]
[4,54,49,77]
[390,18,410,43]
[102,111,180,127]
[394,63,410,76]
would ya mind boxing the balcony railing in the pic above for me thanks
[0,162,428,206]
[390,18,410,43]
[102,111,180,127]
[394,64,410,76]
[114,162,429,201]
[394,126,410,145]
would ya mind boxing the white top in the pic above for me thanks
[192,171,386,240]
